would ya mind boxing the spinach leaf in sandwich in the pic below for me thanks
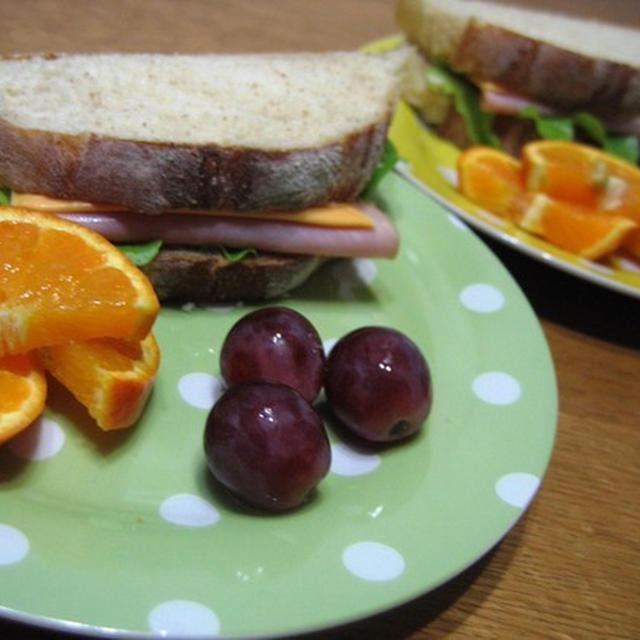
[425,61,501,148]
[6,136,404,270]
[118,138,402,266]
[518,106,639,165]
[517,105,574,140]
[0,188,164,267]
[193,139,401,260]
[119,241,261,267]
[572,112,639,165]
[361,139,399,198]
[421,62,639,166]
[118,239,163,267]
[219,246,258,261]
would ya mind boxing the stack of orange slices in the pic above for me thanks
[0,207,160,444]
[457,141,640,262]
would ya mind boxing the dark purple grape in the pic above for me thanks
[325,327,432,442]
[219,307,325,403]
[204,382,331,511]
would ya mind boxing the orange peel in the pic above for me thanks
[38,333,160,431]
[0,207,159,357]
[0,352,47,444]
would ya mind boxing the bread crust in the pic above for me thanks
[0,118,389,214]
[397,0,640,112]
[453,23,640,112]
[142,248,324,302]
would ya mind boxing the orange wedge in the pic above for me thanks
[517,193,637,260]
[0,352,47,444]
[0,207,159,357]
[457,146,525,219]
[523,140,640,220]
[38,333,160,431]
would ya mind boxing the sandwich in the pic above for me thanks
[0,50,408,302]
[395,0,640,164]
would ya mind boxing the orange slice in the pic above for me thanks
[0,352,47,444]
[457,146,525,219]
[38,333,160,431]
[0,207,159,357]
[523,140,640,220]
[517,193,637,260]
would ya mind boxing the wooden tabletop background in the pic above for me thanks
[0,1,638,638]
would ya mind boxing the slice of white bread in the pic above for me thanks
[0,50,407,213]
[396,0,640,111]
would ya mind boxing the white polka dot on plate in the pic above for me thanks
[330,443,380,476]
[495,472,540,508]
[323,338,338,357]
[7,417,65,461]
[459,283,505,313]
[148,600,220,636]
[342,541,405,582]
[352,259,377,285]
[159,493,220,527]
[178,373,223,410]
[472,372,521,405]
[405,249,421,266]
[0,523,30,565]
[203,303,237,313]
[332,259,377,299]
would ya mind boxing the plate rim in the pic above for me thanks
[388,101,640,301]
[0,172,558,639]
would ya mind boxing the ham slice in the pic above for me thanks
[481,83,640,139]
[56,202,398,259]
[480,83,555,116]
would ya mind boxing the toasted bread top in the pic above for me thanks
[396,0,640,111]
[0,50,409,212]
[397,0,640,68]
[0,51,405,149]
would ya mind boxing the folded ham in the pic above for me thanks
[481,83,640,139]
[56,202,398,259]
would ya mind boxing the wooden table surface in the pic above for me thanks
[1,1,638,638]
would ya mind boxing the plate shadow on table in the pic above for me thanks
[293,519,526,640]
[475,231,640,350]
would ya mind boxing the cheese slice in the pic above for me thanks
[10,192,374,229]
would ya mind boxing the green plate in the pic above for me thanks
[0,171,557,638]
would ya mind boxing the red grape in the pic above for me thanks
[220,306,325,403]
[325,326,432,442]
[204,382,331,511]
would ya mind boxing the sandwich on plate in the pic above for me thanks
[0,50,408,302]
[396,0,640,164]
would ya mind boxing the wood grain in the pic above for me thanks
[0,0,397,54]
[0,2,638,639]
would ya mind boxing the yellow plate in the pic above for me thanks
[388,100,640,299]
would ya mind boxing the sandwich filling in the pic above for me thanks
[2,138,400,265]
[9,194,398,260]
[409,60,639,165]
